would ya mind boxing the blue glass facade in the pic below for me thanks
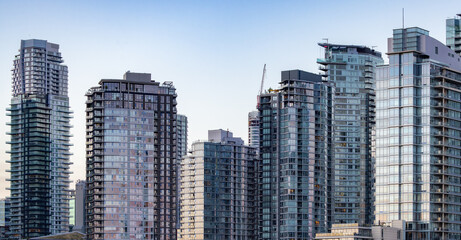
[446,15,461,55]
[318,44,383,225]
[375,27,461,240]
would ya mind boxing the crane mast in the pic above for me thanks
[257,64,266,108]
[260,64,266,95]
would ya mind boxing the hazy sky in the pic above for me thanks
[0,0,458,197]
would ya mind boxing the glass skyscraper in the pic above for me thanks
[375,27,461,239]
[7,39,72,239]
[258,70,334,240]
[318,43,383,225]
[447,14,461,55]
[85,72,178,239]
[178,129,258,239]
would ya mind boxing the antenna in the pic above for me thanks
[402,8,405,29]
[322,38,329,44]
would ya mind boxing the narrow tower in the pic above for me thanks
[7,39,72,239]
[258,70,334,239]
[318,43,383,225]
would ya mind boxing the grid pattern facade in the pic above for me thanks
[179,131,258,240]
[258,70,334,240]
[7,39,71,239]
[248,111,260,150]
[85,72,178,240]
[176,114,188,161]
[392,28,429,52]
[175,114,187,231]
[318,44,383,225]
[375,28,461,240]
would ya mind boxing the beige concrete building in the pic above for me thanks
[179,130,258,240]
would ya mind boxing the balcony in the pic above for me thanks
[364,66,373,73]
[317,58,347,65]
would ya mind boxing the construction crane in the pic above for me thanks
[260,64,266,95]
[257,64,266,109]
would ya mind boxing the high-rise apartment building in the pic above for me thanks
[375,27,461,239]
[7,39,72,239]
[248,111,260,149]
[74,180,86,233]
[178,129,258,239]
[318,43,383,225]
[85,72,178,239]
[176,114,188,160]
[258,70,334,240]
[447,14,461,55]
[175,114,187,231]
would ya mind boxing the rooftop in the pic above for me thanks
[30,232,85,240]
[318,43,382,58]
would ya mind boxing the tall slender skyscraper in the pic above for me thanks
[175,114,187,231]
[258,70,334,240]
[85,72,178,239]
[318,43,383,225]
[447,14,461,55]
[178,129,258,239]
[375,27,461,239]
[7,39,72,239]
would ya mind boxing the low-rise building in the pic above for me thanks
[315,224,373,240]
[315,222,405,240]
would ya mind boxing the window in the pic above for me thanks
[435,46,438,54]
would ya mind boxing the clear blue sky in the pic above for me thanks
[0,0,457,197]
